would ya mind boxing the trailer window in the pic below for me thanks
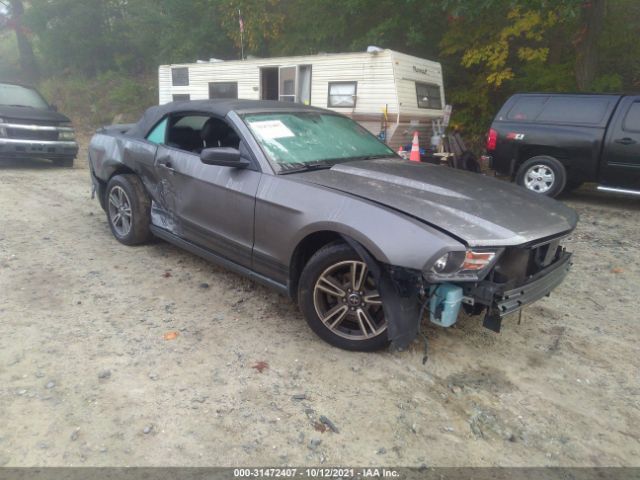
[209,82,238,99]
[623,102,640,132]
[172,94,190,101]
[328,82,357,108]
[171,68,189,86]
[416,82,442,110]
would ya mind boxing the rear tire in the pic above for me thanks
[298,242,389,351]
[516,156,566,197]
[105,174,151,245]
[53,157,74,168]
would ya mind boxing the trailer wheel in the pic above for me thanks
[516,156,567,197]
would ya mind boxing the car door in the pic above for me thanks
[600,96,640,189]
[153,113,261,269]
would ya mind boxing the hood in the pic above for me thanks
[0,105,71,124]
[294,159,578,246]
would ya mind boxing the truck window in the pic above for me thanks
[507,96,548,121]
[537,97,609,125]
[623,102,640,133]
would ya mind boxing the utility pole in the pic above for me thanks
[238,9,244,60]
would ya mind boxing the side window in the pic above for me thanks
[171,67,189,86]
[623,102,640,133]
[209,82,238,99]
[537,97,610,124]
[328,82,357,108]
[164,114,240,154]
[415,82,442,110]
[507,96,548,121]
[146,118,168,144]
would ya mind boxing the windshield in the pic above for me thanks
[242,112,395,172]
[0,83,50,109]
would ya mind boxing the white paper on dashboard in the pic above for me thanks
[250,120,295,139]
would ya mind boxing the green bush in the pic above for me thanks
[38,73,157,130]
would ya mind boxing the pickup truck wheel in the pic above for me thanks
[105,174,151,245]
[53,157,74,168]
[516,156,566,197]
[298,242,389,351]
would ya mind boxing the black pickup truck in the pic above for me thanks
[0,82,78,167]
[486,93,640,197]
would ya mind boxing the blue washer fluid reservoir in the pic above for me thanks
[429,283,463,327]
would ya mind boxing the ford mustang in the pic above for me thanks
[88,100,577,352]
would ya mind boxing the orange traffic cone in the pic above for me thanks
[409,131,420,162]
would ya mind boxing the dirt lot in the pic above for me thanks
[1,146,639,467]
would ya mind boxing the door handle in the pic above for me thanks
[615,137,637,145]
[159,161,175,172]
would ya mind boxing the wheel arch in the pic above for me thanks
[515,146,569,178]
[287,228,388,300]
[94,165,138,209]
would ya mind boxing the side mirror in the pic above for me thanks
[200,147,250,168]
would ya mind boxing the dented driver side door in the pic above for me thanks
[153,143,261,269]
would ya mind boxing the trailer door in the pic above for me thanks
[278,66,297,102]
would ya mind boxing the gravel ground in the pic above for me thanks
[0,149,639,467]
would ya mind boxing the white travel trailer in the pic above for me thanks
[158,49,445,149]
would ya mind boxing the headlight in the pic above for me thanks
[0,117,6,138]
[59,128,76,141]
[431,251,466,274]
[427,249,500,281]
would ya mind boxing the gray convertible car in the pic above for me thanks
[88,100,577,352]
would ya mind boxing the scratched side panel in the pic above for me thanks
[88,132,172,225]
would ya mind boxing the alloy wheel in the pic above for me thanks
[312,260,386,341]
[524,164,555,193]
[108,185,133,237]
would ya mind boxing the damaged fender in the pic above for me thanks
[342,235,423,351]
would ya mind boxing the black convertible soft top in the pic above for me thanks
[126,99,325,138]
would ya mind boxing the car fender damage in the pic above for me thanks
[342,235,423,351]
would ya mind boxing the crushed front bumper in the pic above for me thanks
[494,251,572,315]
[0,138,78,160]
[464,251,572,330]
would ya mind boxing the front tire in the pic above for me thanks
[516,156,566,197]
[105,174,151,245]
[298,242,389,351]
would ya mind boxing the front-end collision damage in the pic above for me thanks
[342,235,424,351]
[342,231,575,350]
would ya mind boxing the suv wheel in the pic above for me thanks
[105,174,151,245]
[298,242,389,351]
[516,156,567,197]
